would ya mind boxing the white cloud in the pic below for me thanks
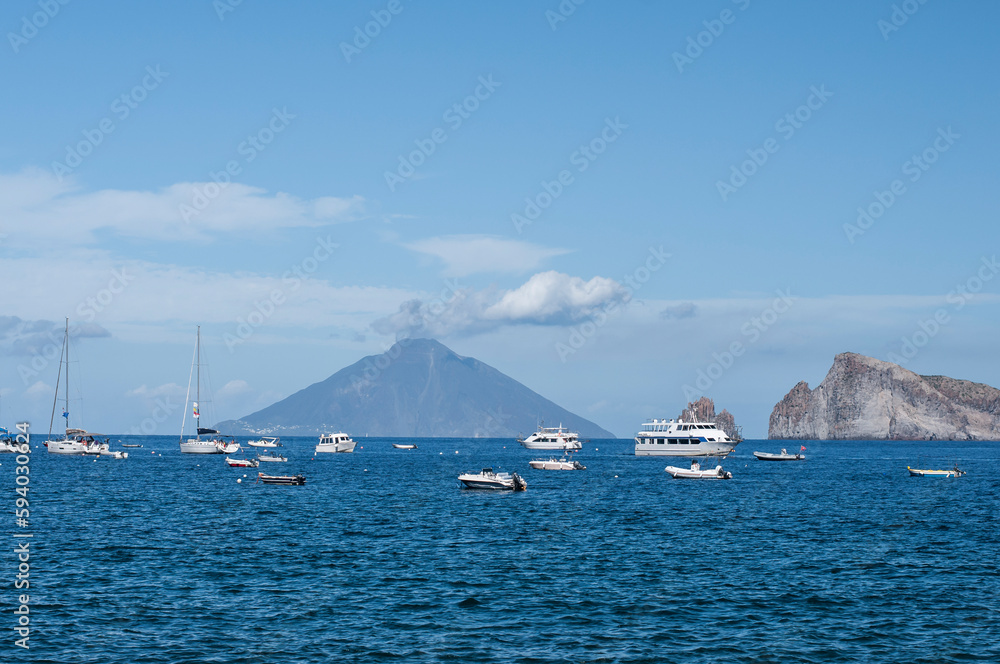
[372,271,627,338]
[0,168,365,246]
[484,272,626,324]
[403,234,571,276]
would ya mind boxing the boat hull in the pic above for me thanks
[665,465,732,480]
[315,441,357,453]
[47,440,91,455]
[908,466,964,477]
[258,473,306,485]
[519,440,582,450]
[528,459,585,470]
[180,440,224,454]
[753,451,804,461]
[635,440,737,457]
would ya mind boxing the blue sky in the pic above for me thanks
[1,0,998,438]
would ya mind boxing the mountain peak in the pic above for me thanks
[218,339,615,438]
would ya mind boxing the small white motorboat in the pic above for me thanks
[458,468,527,491]
[316,432,357,453]
[99,449,128,459]
[528,457,586,470]
[908,465,965,478]
[247,437,281,448]
[256,451,287,463]
[753,448,805,461]
[665,460,732,480]
[226,456,259,468]
[392,443,418,450]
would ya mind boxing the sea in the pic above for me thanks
[6,436,999,663]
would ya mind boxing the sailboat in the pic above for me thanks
[46,319,112,455]
[179,326,239,454]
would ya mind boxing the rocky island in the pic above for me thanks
[769,352,1000,440]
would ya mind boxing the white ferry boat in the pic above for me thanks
[315,432,357,453]
[517,424,582,450]
[634,418,740,457]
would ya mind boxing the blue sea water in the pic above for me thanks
[6,436,999,663]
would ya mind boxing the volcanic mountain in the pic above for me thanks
[216,338,615,438]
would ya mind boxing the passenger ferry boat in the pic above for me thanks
[517,424,582,450]
[634,418,740,457]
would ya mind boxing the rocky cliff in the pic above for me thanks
[678,396,741,441]
[768,353,1000,440]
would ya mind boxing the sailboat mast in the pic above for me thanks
[64,317,69,431]
[196,326,200,434]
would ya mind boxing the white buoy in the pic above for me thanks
[237,478,242,484]
[614,475,618,478]
[455,450,458,454]
[243,474,247,478]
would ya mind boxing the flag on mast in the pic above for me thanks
[800,445,806,451]
[193,402,199,419]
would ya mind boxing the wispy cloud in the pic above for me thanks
[403,234,571,276]
[0,168,364,246]
[0,316,110,356]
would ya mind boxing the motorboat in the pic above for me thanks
[316,432,357,453]
[517,424,582,450]
[908,465,965,478]
[247,437,281,448]
[664,460,732,480]
[99,449,128,460]
[528,457,586,470]
[458,468,527,491]
[0,423,28,454]
[635,418,740,457]
[258,472,306,485]
[121,443,143,448]
[392,443,418,450]
[256,451,287,463]
[754,448,805,461]
[226,456,259,468]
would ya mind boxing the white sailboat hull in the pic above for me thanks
[180,439,224,454]
[47,440,90,455]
